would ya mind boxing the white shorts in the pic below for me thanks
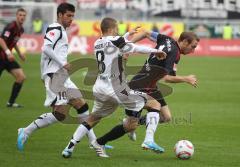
[43,75,82,107]
[92,78,147,117]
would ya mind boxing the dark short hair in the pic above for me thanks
[16,8,26,14]
[178,32,200,43]
[57,3,75,16]
[100,17,117,34]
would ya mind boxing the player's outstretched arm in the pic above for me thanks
[123,26,141,40]
[130,30,152,43]
[122,43,166,59]
[163,74,197,87]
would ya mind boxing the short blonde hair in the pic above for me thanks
[178,32,200,43]
[100,17,117,34]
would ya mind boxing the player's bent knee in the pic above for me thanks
[124,123,138,132]
[153,101,161,110]
[123,118,139,132]
[17,75,26,83]
[22,74,26,81]
[145,99,161,111]
[164,115,172,122]
[87,119,100,128]
[87,114,101,127]
[52,111,66,121]
[161,110,172,122]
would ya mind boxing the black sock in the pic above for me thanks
[97,124,126,145]
[8,82,23,104]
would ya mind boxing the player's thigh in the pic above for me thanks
[8,61,25,81]
[53,104,71,115]
[149,89,166,104]
[92,98,118,118]
[10,68,25,78]
[118,89,147,112]
[44,75,68,107]
[64,78,83,100]
[144,94,161,111]
[0,60,7,77]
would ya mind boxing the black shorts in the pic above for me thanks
[128,81,167,107]
[0,59,21,76]
[148,89,167,107]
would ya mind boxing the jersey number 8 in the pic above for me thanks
[96,50,106,74]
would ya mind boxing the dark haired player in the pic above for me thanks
[17,3,111,152]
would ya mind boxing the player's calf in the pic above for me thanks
[52,111,66,121]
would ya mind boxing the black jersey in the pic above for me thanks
[0,21,24,59]
[130,33,180,91]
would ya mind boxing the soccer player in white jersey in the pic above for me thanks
[16,3,106,152]
[61,17,167,158]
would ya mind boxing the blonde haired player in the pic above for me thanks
[61,17,167,158]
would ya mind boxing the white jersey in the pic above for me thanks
[94,36,130,84]
[40,22,68,79]
[92,36,149,115]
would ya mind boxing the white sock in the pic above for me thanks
[144,112,160,143]
[78,111,97,143]
[66,124,90,150]
[24,113,58,136]
[86,129,97,143]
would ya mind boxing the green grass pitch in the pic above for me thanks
[0,54,240,167]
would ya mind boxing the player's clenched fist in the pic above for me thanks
[186,75,197,87]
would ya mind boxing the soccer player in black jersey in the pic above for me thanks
[94,30,199,152]
[0,8,27,108]
[126,31,199,144]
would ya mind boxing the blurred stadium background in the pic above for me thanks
[0,0,240,167]
[1,0,240,56]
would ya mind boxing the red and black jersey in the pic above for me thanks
[130,33,181,91]
[0,21,24,59]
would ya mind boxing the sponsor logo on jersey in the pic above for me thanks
[166,38,172,52]
[4,31,10,37]
[49,31,55,37]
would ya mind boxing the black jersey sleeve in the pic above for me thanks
[111,36,127,49]
[0,22,15,40]
[160,38,179,75]
[156,33,169,44]
[164,49,177,74]
[155,34,179,74]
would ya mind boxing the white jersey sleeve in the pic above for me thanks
[44,27,62,47]
[40,23,68,79]
[121,42,158,54]
[109,36,158,54]
[42,45,65,67]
